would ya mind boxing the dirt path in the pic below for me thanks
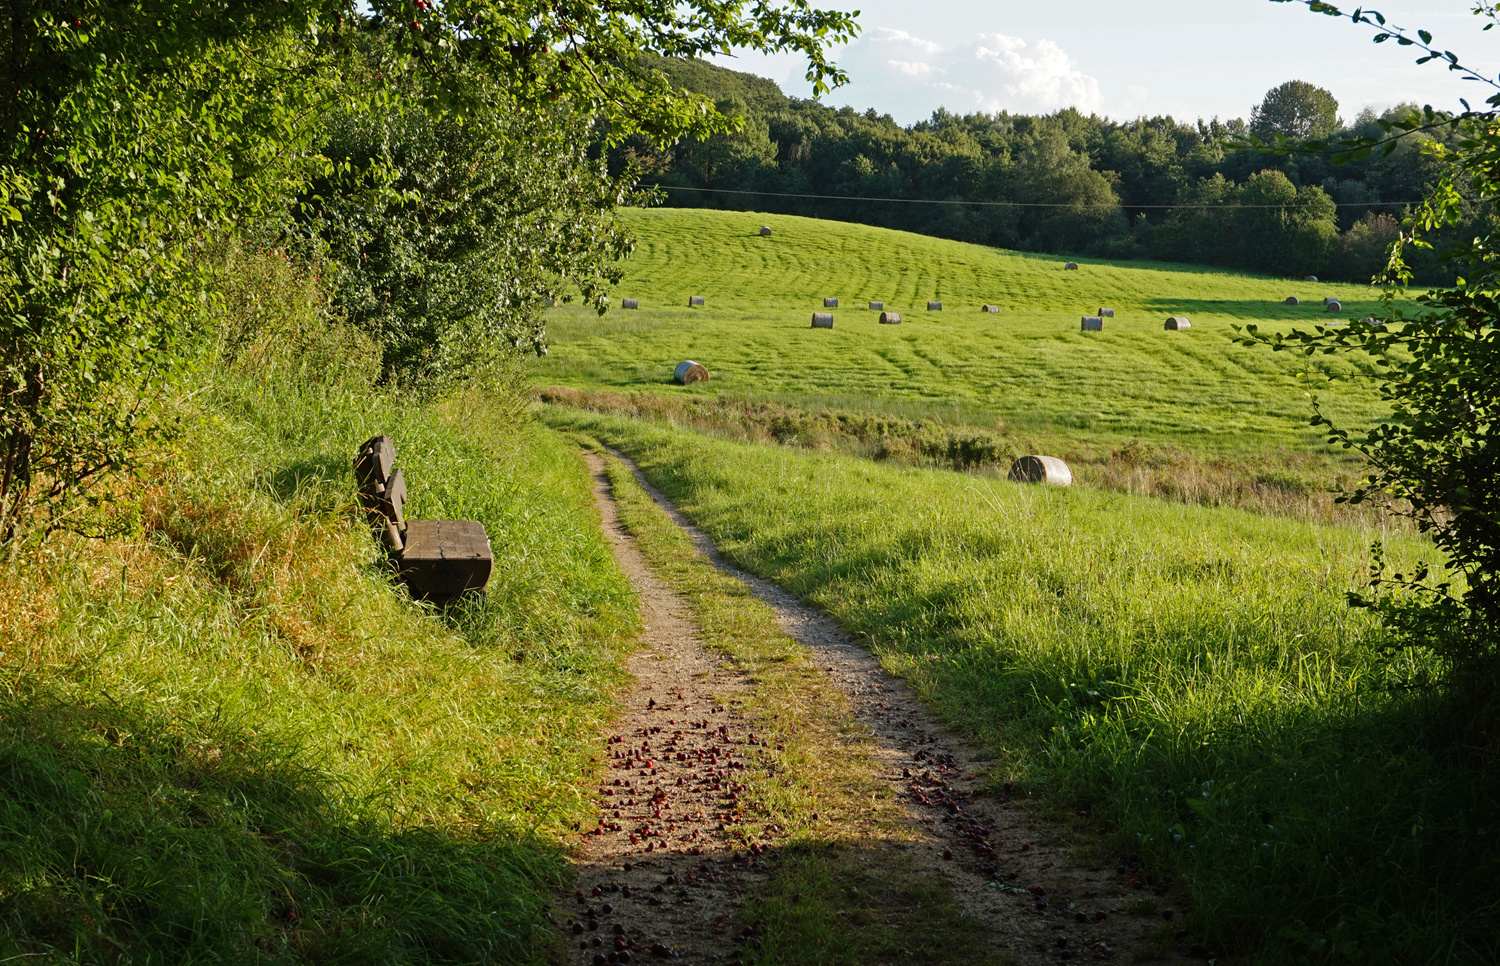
[559,447,1192,965]
[557,451,774,965]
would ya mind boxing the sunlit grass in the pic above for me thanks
[535,207,1403,461]
[0,377,636,963]
[541,407,1500,965]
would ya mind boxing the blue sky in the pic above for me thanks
[711,0,1500,125]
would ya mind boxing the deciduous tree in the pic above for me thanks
[1249,1,1500,745]
[0,0,857,540]
[1250,79,1341,141]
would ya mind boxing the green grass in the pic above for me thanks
[535,208,1401,460]
[574,438,1006,965]
[540,406,1500,965]
[0,375,637,963]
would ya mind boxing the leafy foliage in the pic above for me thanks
[0,0,857,540]
[1249,79,1341,141]
[1239,259,1500,706]
[310,41,634,383]
[1251,0,1500,751]
[620,58,1461,278]
[0,10,341,541]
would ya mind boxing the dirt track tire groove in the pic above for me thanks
[559,445,1190,965]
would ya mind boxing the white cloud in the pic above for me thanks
[828,27,1102,122]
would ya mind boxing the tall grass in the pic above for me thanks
[543,407,1500,965]
[0,247,636,962]
[538,386,1398,527]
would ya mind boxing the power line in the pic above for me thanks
[647,183,1422,210]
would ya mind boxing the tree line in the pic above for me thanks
[619,59,1490,283]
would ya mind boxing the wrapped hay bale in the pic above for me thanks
[1305,275,1319,282]
[927,301,942,311]
[1164,316,1192,330]
[1098,307,1115,317]
[811,313,834,328]
[1081,316,1104,331]
[981,305,1000,313]
[1326,300,1342,313]
[1008,455,1073,486]
[621,298,639,309]
[1284,296,1300,305]
[869,301,884,310]
[688,295,705,307]
[759,226,772,236]
[823,297,839,308]
[1064,262,1079,270]
[674,360,709,384]
[878,311,902,324]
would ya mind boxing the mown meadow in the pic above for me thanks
[536,207,1399,460]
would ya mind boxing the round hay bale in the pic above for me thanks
[878,311,902,325]
[1098,307,1115,317]
[1305,275,1319,282]
[621,298,639,309]
[688,295,705,307]
[1080,316,1104,331]
[823,297,839,308]
[1361,317,1375,324]
[1064,262,1079,270]
[1284,296,1299,305]
[1323,297,1337,305]
[981,305,1000,313]
[1326,300,1342,313]
[1164,316,1192,330]
[927,301,942,311]
[759,226,772,236]
[1008,455,1073,486]
[674,360,709,384]
[811,312,834,328]
[868,300,884,310]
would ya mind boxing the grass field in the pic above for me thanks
[545,407,1499,965]
[535,208,1401,460]
[0,373,637,963]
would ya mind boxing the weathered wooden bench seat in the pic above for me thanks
[354,435,493,601]
[398,520,493,599]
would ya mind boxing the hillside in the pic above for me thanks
[619,58,1455,283]
[536,207,1395,461]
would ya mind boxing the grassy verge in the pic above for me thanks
[0,374,636,963]
[541,406,1500,965]
[538,386,1400,527]
[569,435,1003,965]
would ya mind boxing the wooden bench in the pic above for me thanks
[354,435,493,601]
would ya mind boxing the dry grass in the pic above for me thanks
[538,386,1406,529]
